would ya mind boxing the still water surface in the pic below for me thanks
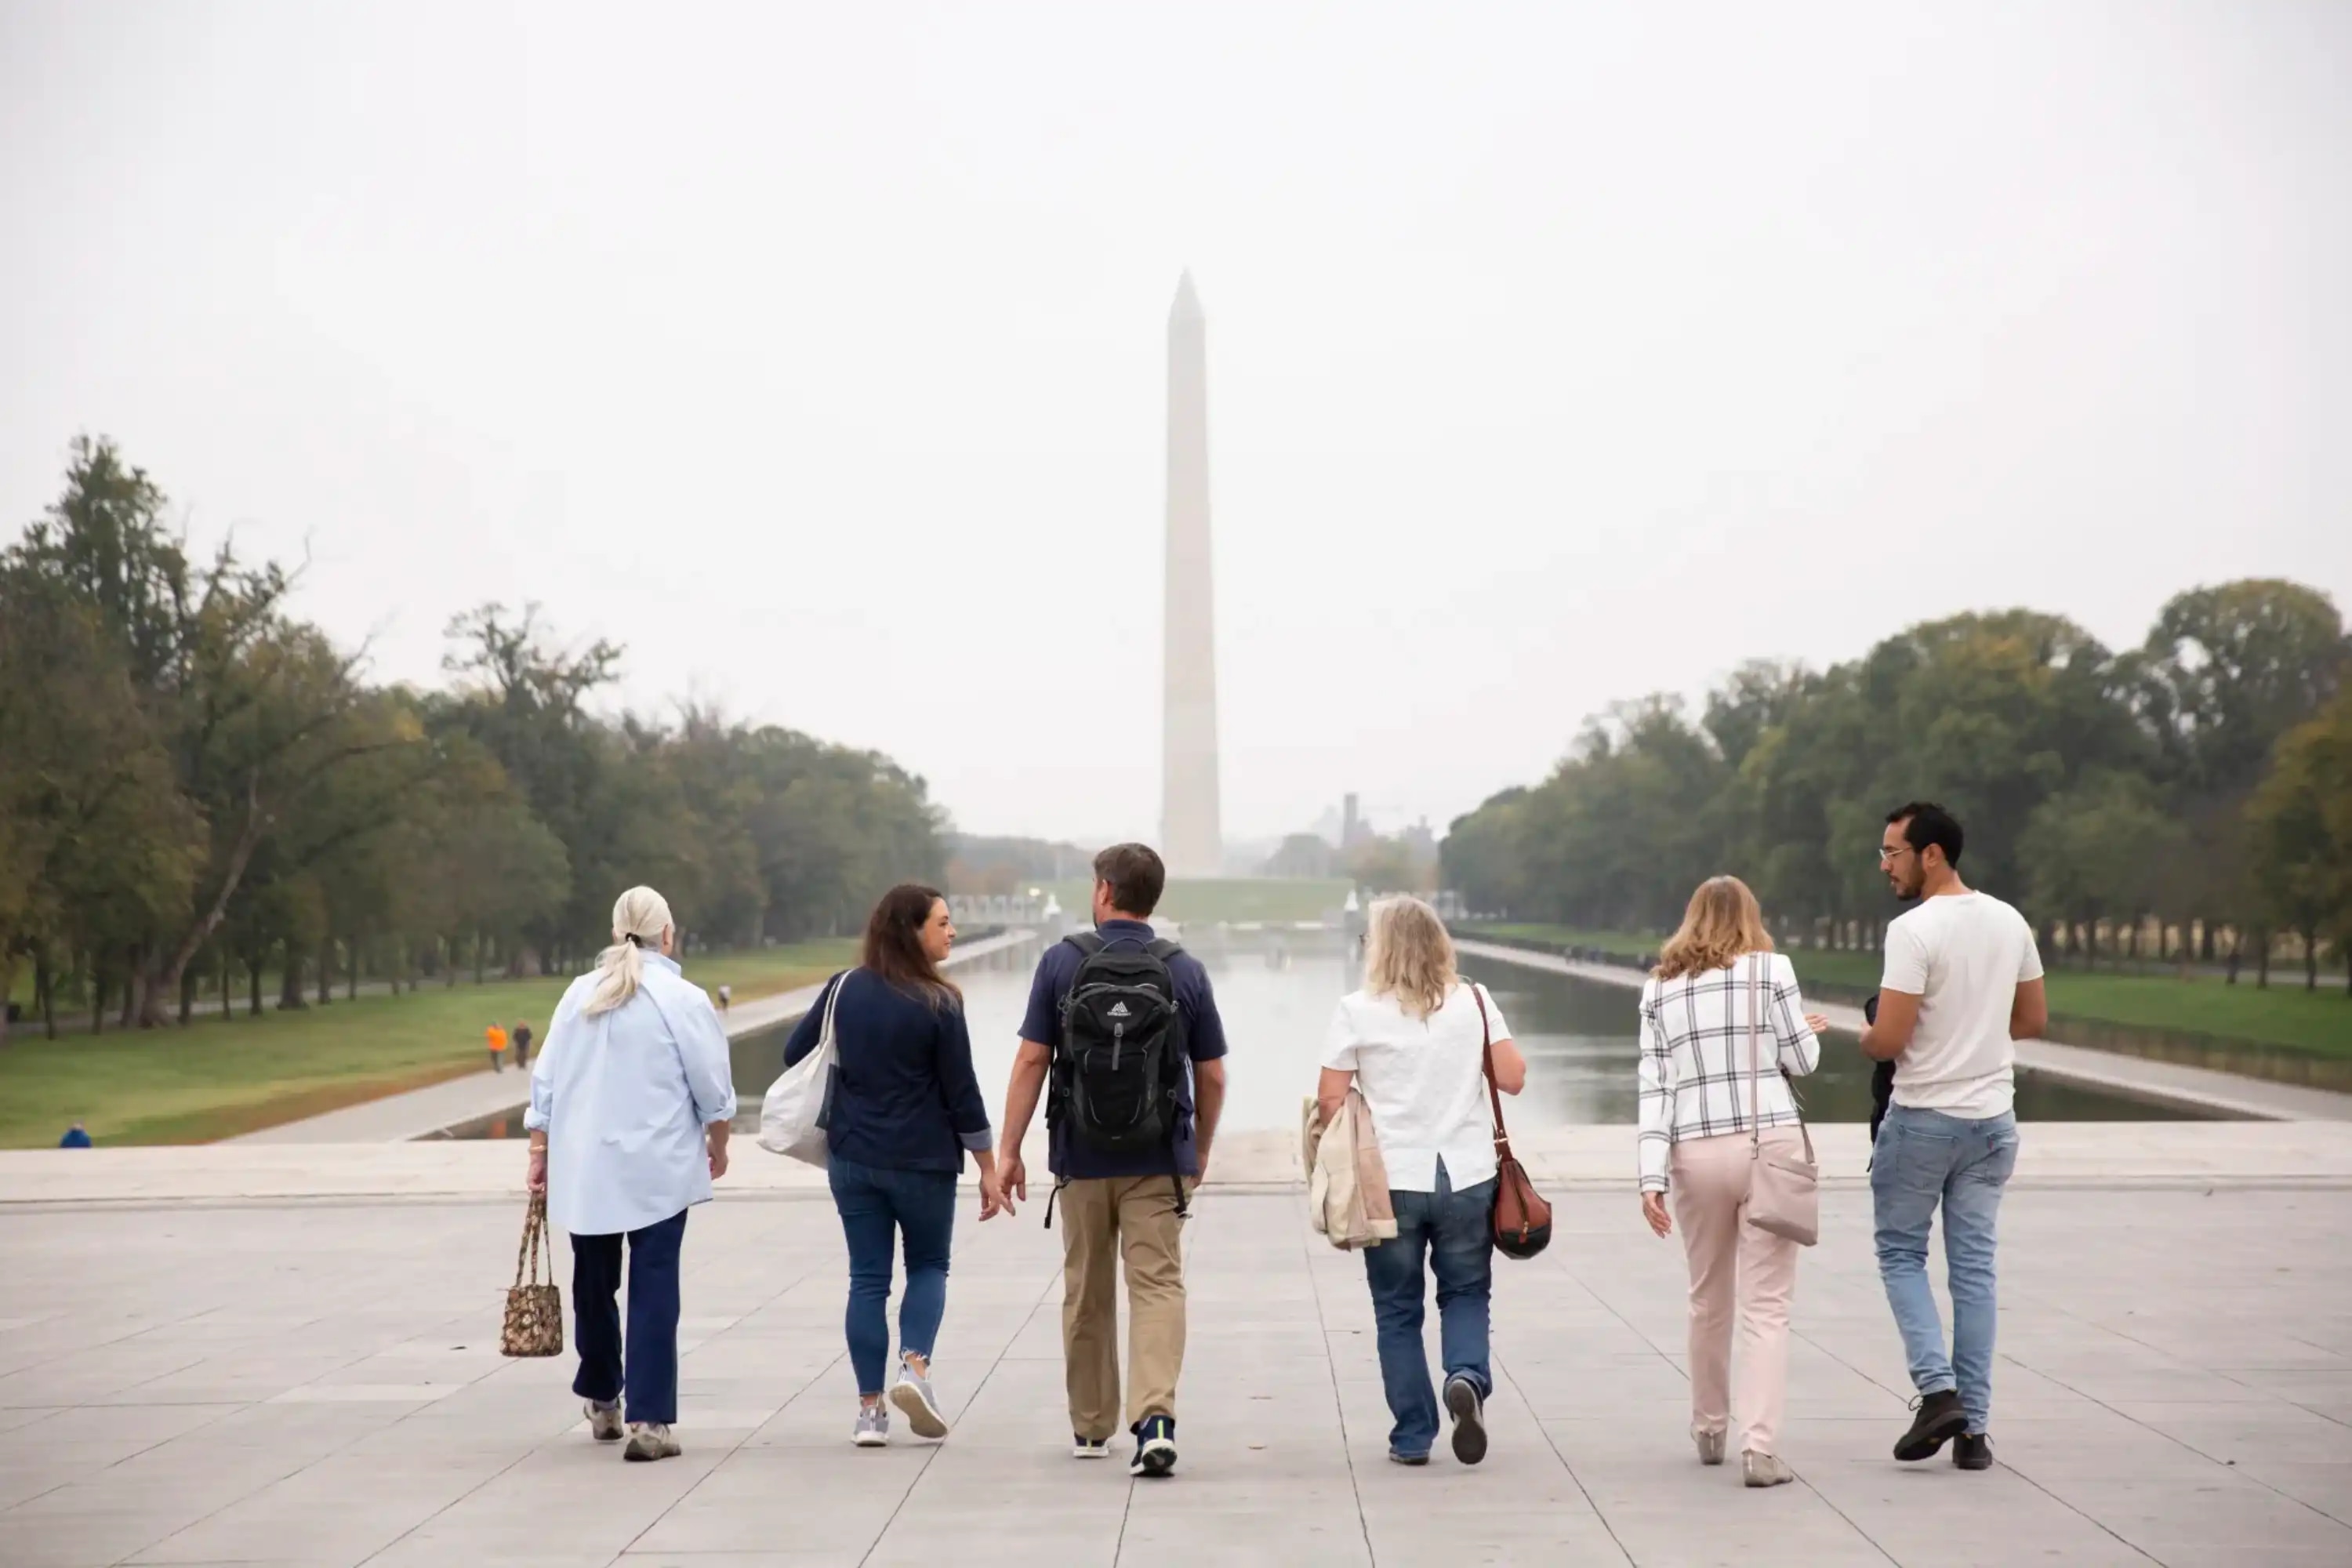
[452,944,2216,1138]
[723,946,2218,1131]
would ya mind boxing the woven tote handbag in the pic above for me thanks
[1743,954,1821,1247]
[500,1193,564,1357]
[1469,982,1552,1260]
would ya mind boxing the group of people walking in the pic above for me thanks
[486,1018,532,1073]
[522,801,2045,1490]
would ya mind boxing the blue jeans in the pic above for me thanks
[1361,1163,1495,1457]
[829,1156,957,1396]
[1871,1105,2020,1433]
[572,1207,688,1425]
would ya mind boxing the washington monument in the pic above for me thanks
[1161,270,1223,877]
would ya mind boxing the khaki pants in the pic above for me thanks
[1058,1175,1189,1439]
[1671,1131,1804,1457]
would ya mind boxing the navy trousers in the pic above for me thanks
[570,1208,688,1425]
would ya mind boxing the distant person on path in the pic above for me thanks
[485,1022,508,1073]
[1860,803,2047,1472]
[717,983,731,1017]
[1637,877,1829,1488]
[783,884,1007,1448]
[1317,895,1524,1468]
[526,885,736,1464]
[59,1121,92,1149]
[996,843,1228,1477]
[510,1021,532,1067]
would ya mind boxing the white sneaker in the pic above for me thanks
[623,1421,681,1462]
[853,1405,889,1447]
[585,1399,622,1442]
[888,1360,949,1439]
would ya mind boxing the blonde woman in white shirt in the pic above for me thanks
[1637,876,1829,1488]
[1319,896,1526,1468]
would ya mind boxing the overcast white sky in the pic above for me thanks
[4,2,2347,848]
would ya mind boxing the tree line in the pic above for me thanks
[1442,579,2352,989]
[0,438,946,1040]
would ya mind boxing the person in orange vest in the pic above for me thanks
[486,1022,510,1073]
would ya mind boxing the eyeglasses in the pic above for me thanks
[1877,845,1916,864]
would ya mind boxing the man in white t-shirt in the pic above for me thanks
[1858,801,2048,1475]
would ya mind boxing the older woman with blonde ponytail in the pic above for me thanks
[525,886,736,1464]
[1637,876,1830,1489]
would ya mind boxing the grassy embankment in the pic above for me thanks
[1461,922,2352,1062]
[0,939,856,1149]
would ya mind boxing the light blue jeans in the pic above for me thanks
[1871,1105,2020,1433]
[1362,1162,1495,1458]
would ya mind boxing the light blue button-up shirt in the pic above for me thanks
[525,952,738,1236]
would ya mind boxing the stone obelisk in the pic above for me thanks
[1160,270,1223,877]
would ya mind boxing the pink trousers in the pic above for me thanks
[1671,1130,1805,1457]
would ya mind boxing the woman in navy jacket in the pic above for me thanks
[784,884,1007,1446]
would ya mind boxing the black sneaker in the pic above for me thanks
[1443,1375,1488,1466]
[1388,1450,1429,1466]
[1131,1415,1177,1478]
[1953,1432,1994,1471]
[1895,1390,1967,1462]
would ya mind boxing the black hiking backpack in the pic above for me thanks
[1047,931,1192,1222]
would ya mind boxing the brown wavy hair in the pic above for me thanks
[861,884,960,1008]
[1651,876,1773,982]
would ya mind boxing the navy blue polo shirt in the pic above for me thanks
[1019,920,1228,1180]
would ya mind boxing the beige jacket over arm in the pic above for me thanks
[1303,1089,1397,1250]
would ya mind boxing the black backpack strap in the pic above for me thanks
[1143,938,1184,961]
[1063,931,1107,958]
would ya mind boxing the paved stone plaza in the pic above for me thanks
[3,1178,2348,1567]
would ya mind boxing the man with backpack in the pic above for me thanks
[997,843,1228,1478]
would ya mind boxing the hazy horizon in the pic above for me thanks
[5,2,2347,848]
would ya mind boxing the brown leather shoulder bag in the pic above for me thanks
[1469,982,1552,1259]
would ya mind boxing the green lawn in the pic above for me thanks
[1043,877,1356,926]
[0,939,855,1149]
[1459,924,1664,960]
[1455,923,2352,1061]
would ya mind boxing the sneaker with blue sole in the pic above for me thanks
[1131,1415,1178,1477]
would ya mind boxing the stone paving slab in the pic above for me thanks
[1456,939,2352,1122]
[2,1183,2347,1566]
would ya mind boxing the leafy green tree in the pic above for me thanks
[2246,688,2352,991]
[1445,585,2343,984]
[0,565,199,1040]
[2020,773,2185,967]
[2140,579,2348,795]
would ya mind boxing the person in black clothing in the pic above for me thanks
[782,884,1007,1449]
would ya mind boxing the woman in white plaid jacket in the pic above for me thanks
[1636,876,1829,1489]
